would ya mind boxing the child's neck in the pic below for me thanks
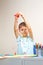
[22,35,28,37]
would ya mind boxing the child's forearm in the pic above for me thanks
[29,29,33,39]
[14,14,18,28]
[14,17,18,32]
[21,14,26,22]
[14,19,18,38]
[14,17,18,28]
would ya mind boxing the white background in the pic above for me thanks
[0,0,43,54]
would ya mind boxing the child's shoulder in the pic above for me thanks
[27,36,33,41]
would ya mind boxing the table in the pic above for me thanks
[0,56,43,65]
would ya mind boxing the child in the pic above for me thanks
[14,12,35,55]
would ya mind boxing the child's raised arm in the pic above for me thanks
[20,12,33,39]
[14,14,19,38]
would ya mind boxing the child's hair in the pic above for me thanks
[19,22,26,29]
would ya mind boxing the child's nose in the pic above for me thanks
[24,30,26,32]
[24,29,26,31]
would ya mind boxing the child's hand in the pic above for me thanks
[14,12,20,18]
[14,12,24,21]
[14,12,23,17]
[14,12,21,21]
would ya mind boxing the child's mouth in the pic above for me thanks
[23,33,27,37]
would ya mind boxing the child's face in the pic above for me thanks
[19,26,29,37]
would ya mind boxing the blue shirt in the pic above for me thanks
[17,36,35,55]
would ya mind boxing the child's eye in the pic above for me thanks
[21,29,23,31]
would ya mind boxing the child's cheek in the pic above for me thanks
[20,31,23,34]
[26,30,28,34]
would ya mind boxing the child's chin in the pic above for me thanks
[23,34,27,37]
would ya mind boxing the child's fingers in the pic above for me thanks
[14,12,23,17]
[14,13,20,18]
